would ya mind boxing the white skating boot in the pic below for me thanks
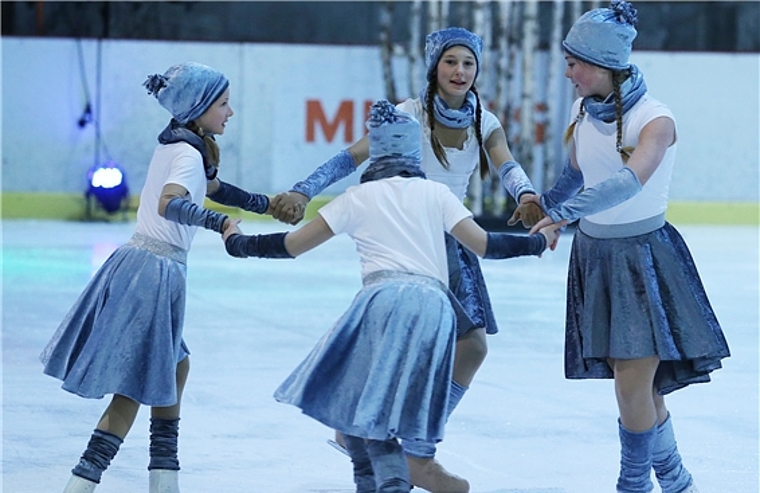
[149,469,180,493]
[63,475,97,493]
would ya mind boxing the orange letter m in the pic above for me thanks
[306,100,354,144]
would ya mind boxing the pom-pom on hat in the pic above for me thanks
[366,100,421,164]
[143,62,229,125]
[425,27,483,81]
[562,0,638,71]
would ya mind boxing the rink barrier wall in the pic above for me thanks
[1,192,757,226]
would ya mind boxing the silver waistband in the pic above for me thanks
[127,233,187,264]
[579,213,666,239]
[363,270,446,293]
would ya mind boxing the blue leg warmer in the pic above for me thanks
[403,380,468,459]
[71,429,123,483]
[617,421,656,493]
[366,439,410,493]
[148,417,180,471]
[653,414,694,493]
[343,434,376,493]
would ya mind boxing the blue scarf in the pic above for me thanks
[420,88,477,129]
[360,156,426,183]
[583,64,647,123]
[158,120,218,180]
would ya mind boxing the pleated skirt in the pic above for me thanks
[40,233,190,407]
[564,222,730,395]
[274,271,457,443]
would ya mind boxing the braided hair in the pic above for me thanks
[563,69,635,164]
[424,79,490,180]
[186,120,221,169]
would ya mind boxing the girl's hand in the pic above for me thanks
[222,218,242,242]
[529,215,557,236]
[270,192,308,225]
[507,194,545,228]
[539,221,567,251]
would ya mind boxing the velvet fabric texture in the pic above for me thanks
[617,421,657,493]
[40,234,190,407]
[419,88,478,130]
[158,120,218,180]
[582,65,648,123]
[497,159,536,201]
[274,271,457,444]
[653,414,694,493]
[445,234,498,335]
[366,99,422,163]
[562,0,638,71]
[144,62,229,125]
[424,27,483,80]
[290,149,357,199]
[564,223,730,394]
[71,429,123,483]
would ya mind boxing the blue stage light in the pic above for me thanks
[86,161,129,214]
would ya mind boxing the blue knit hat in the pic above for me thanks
[425,27,483,81]
[366,100,421,164]
[562,0,638,71]
[143,62,229,125]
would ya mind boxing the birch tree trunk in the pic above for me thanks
[518,0,539,189]
[543,0,565,188]
[467,0,491,217]
[408,0,423,98]
[379,2,397,103]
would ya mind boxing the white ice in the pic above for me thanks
[2,219,757,493]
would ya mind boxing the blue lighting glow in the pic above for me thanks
[86,161,129,214]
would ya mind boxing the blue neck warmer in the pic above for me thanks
[158,120,217,180]
[583,64,647,123]
[420,88,478,129]
[360,156,426,183]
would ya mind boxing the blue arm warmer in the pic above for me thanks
[484,232,546,259]
[207,180,270,214]
[540,160,585,211]
[164,197,228,233]
[224,232,294,259]
[497,160,536,201]
[291,149,358,199]
[546,167,642,223]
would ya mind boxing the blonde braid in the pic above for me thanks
[563,101,585,146]
[187,120,220,168]
[613,70,635,163]
[470,85,490,179]
[426,79,450,169]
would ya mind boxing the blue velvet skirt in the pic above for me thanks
[40,233,190,407]
[564,222,730,395]
[445,234,498,336]
[274,271,457,443]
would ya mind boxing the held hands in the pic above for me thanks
[222,218,243,242]
[270,192,308,225]
[530,217,568,252]
[507,194,545,228]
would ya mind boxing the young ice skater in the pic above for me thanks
[269,26,543,491]
[528,2,730,492]
[222,100,561,492]
[41,62,271,493]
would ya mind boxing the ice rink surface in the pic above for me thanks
[2,219,757,493]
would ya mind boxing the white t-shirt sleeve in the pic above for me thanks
[318,188,354,236]
[436,183,473,231]
[166,147,207,203]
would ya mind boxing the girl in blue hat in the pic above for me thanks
[41,62,272,493]
[267,26,542,492]
[223,100,561,493]
[528,2,729,492]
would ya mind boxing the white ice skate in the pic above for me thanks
[149,469,180,493]
[63,475,97,493]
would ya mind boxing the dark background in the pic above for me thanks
[3,1,759,52]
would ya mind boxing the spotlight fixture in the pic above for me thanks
[86,161,129,214]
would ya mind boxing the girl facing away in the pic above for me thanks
[269,27,544,492]
[223,100,562,493]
